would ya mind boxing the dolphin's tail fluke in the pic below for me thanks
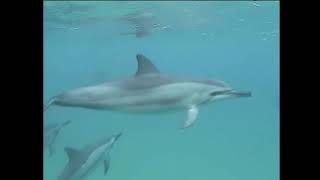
[44,96,57,112]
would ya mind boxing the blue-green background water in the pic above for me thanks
[44,1,279,180]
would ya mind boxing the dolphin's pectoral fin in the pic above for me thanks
[103,155,111,175]
[48,144,55,157]
[182,105,199,129]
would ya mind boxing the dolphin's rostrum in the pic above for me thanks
[44,54,251,129]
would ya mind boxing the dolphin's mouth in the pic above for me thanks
[210,90,252,97]
[227,90,252,97]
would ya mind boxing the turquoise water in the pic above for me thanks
[44,1,279,180]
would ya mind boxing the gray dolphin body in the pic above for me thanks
[44,120,72,157]
[44,54,251,128]
[58,133,122,180]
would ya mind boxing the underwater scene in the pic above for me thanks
[44,1,279,180]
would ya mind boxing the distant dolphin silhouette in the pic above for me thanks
[44,120,72,157]
[58,133,122,180]
[120,26,151,38]
[118,9,165,38]
[44,54,251,129]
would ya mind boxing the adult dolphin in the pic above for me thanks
[44,54,251,129]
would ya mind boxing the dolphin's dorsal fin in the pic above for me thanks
[135,54,160,76]
[64,147,83,160]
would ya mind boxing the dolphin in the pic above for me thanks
[44,120,72,157]
[119,14,155,38]
[120,26,151,38]
[58,132,122,180]
[118,9,170,38]
[44,54,251,129]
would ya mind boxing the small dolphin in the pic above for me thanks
[119,9,156,24]
[44,120,72,157]
[120,26,151,38]
[118,9,167,38]
[58,133,122,180]
[44,54,251,129]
